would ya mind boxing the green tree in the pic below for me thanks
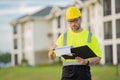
[0,52,11,63]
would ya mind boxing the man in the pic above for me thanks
[48,7,102,80]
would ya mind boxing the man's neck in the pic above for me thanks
[72,28,83,33]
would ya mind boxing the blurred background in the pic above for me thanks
[0,0,120,80]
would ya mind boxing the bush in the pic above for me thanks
[21,58,28,66]
[0,53,11,63]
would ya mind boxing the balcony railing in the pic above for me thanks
[104,10,111,16]
[116,8,120,13]
[104,34,112,39]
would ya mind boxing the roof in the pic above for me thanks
[14,6,53,21]
[17,14,28,20]
[31,7,53,16]
[11,6,67,25]
[81,0,86,2]
[59,6,67,10]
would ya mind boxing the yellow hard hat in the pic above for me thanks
[66,7,82,20]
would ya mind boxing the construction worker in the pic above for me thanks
[48,7,102,80]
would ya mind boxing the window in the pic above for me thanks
[14,54,18,65]
[13,26,17,34]
[104,21,112,39]
[116,19,120,38]
[103,0,111,16]
[57,16,61,28]
[105,45,113,64]
[117,44,120,64]
[47,32,53,38]
[115,0,120,13]
[87,8,90,22]
[14,39,18,49]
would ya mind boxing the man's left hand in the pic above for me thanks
[75,57,88,65]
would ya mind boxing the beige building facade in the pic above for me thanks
[11,0,120,66]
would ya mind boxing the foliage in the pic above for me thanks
[21,58,28,66]
[0,53,11,63]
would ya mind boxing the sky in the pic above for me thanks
[0,0,74,52]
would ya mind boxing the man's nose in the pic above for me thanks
[70,22,76,26]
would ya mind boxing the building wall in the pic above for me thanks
[33,19,52,64]
[52,15,67,42]
[33,19,52,51]
[21,21,35,65]
[102,0,120,65]
[11,24,23,66]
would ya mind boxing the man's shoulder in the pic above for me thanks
[83,29,89,33]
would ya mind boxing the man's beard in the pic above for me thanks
[72,25,80,32]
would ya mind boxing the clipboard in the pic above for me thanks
[55,46,73,56]
[71,45,97,59]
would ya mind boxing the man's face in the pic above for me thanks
[67,17,81,32]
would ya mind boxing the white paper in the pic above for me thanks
[55,46,73,56]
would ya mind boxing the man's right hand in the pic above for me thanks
[48,50,54,60]
[48,44,57,60]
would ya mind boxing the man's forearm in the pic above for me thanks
[89,57,101,65]
[49,44,57,51]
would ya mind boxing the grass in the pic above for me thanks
[0,64,120,80]
[0,64,62,80]
[91,65,120,80]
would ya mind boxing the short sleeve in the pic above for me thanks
[55,34,64,47]
[88,34,102,58]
